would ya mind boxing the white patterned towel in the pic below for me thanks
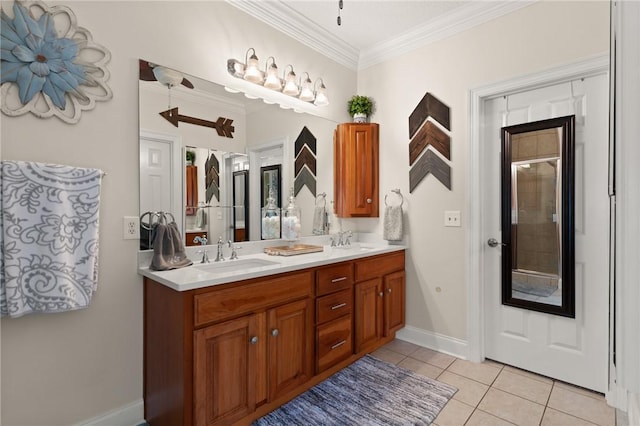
[0,161,103,318]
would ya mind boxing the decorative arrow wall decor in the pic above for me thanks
[159,107,235,138]
[407,92,452,192]
[293,126,317,196]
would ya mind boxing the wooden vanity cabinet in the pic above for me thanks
[334,123,379,217]
[354,251,406,353]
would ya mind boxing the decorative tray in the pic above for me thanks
[264,244,324,256]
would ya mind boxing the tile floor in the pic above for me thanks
[372,339,616,426]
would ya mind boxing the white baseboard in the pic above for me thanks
[396,325,469,360]
[75,399,144,426]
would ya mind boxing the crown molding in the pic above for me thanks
[227,0,359,70]
[358,1,535,70]
[227,1,536,71]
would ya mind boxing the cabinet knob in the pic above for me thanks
[388,288,392,293]
[366,198,372,204]
[271,329,279,337]
[378,292,384,297]
[250,336,258,345]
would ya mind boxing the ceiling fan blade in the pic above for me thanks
[181,78,194,89]
[139,60,157,81]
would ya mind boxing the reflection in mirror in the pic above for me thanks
[139,59,337,248]
[501,115,575,317]
[233,170,249,242]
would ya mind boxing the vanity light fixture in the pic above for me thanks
[243,48,263,83]
[313,78,329,106]
[226,49,329,106]
[299,72,315,102]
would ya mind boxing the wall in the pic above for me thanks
[0,1,355,424]
[354,1,609,341]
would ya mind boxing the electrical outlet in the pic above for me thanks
[444,210,461,227]
[123,216,140,239]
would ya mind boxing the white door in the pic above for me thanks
[482,74,609,392]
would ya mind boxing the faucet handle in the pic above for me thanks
[229,244,242,260]
[344,230,353,245]
[193,235,208,246]
[196,248,210,263]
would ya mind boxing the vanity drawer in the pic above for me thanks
[316,288,352,325]
[194,271,313,327]
[316,315,353,373]
[316,262,354,296]
[355,251,405,282]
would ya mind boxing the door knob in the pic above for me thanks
[271,329,279,337]
[487,238,506,247]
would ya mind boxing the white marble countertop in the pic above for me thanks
[138,234,406,292]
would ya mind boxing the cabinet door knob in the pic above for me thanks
[366,198,372,204]
[271,329,279,337]
[388,288,392,293]
[250,336,258,345]
[378,292,384,297]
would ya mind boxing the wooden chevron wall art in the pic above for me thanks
[205,152,220,203]
[294,126,317,196]
[408,92,452,192]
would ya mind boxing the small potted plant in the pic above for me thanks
[186,150,196,165]
[347,95,375,123]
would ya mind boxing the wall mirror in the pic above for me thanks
[138,59,337,249]
[500,115,575,317]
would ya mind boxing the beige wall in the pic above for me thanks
[0,2,354,424]
[354,1,609,339]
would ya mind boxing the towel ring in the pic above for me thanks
[384,189,404,208]
[315,192,327,208]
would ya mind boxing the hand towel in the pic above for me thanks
[195,207,207,229]
[312,206,326,235]
[150,221,192,271]
[383,205,403,241]
[0,161,103,318]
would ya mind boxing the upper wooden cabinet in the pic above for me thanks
[334,123,379,217]
[185,165,198,216]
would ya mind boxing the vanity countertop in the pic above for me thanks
[138,241,406,292]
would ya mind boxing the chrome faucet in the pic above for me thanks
[215,236,225,262]
[228,240,241,260]
[331,230,353,247]
[194,235,209,263]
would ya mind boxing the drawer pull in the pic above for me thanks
[379,292,384,297]
[271,329,279,337]
[331,340,347,350]
[331,277,347,283]
[250,336,258,345]
[388,288,392,293]
[330,302,347,310]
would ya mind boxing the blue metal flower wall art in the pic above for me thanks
[1,1,112,123]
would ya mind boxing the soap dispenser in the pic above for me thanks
[261,185,281,240]
[282,187,301,244]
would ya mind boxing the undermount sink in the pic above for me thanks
[193,258,280,274]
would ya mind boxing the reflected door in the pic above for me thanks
[482,75,609,392]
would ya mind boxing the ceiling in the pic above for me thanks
[228,0,533,70]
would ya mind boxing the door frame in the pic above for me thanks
[466,54,609,371]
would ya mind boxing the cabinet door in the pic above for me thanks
[194,315,260,426]
[268,298,314,400]
[354,278,383,353]
[334,123,379,217]
[186,165,198,216]
[384,271,405,336]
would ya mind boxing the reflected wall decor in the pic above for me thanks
[407,93,452,192]
[205,152,220,203]
[0,0,112,123]
[294,126,317,196]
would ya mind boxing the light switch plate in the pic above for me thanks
[444,210,461,227]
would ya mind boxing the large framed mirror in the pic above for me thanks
[138,59,337,249]
[500,115,575,317]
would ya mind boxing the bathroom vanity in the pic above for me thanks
[140,243,405,426]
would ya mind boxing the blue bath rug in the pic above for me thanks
[253,354,457,425]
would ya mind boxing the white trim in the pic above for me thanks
[466,54,609,363]
[75,399,144,426]
[396,325,468,360]
[227,0,535,71]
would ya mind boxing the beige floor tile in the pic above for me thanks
[432,398,474,425]
[554,380,607,402]
[437,371,489,407]
[541,407,598,426]
[381,338,421,356]
[398,356,443,379]
[447,359,502,385]
[478,388,545,426]
[503,365,553,385]
[465,409,517,426]
[548,386,615,426]
[370,347,405,365]
[410,347,457,369]
[492,369,553,405]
